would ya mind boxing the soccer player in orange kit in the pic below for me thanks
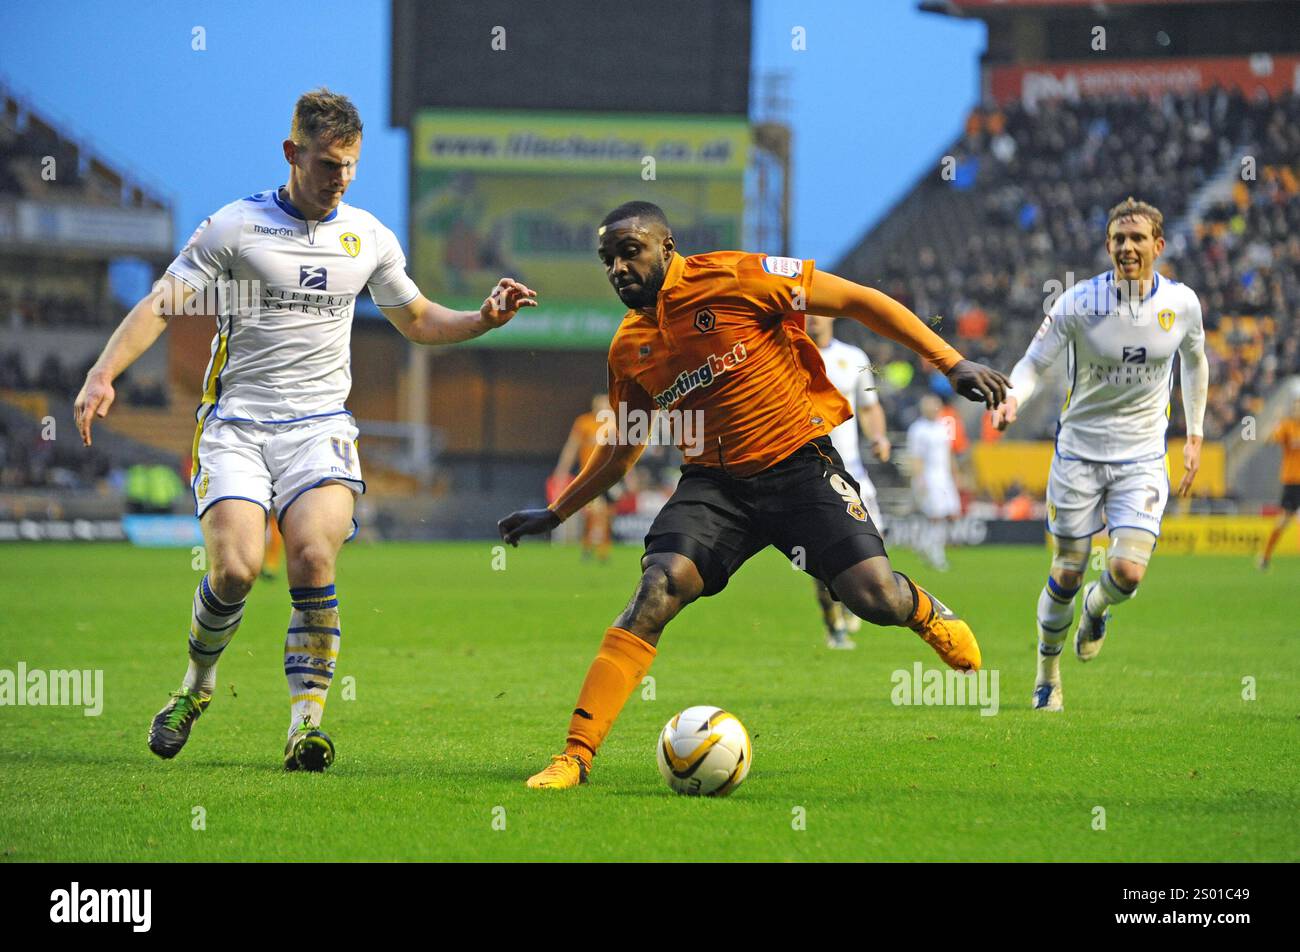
[1258,395,1300,569]
[552,394,617,562]
[498,202,1009,789]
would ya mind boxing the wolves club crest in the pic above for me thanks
[694,308,717,333]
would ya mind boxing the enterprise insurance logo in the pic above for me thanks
[299,265,328,290]
[50,883,151,932]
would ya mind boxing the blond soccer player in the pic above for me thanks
[992,198,1209,711]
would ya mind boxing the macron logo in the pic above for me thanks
[653,342,748,410]
[50,882,151,933]
[299,265,328,290]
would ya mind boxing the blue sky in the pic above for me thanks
[0,0,984,269]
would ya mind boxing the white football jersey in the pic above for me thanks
[167,188,419,424]
[818,337,878,477]
[906,417,953,481]
[1021,270,1204,463]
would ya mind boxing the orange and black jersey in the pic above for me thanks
[605,251,850,477]
[1275,418,1300,485]
[549,249,964,522]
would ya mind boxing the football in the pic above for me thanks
[656,705,752,796]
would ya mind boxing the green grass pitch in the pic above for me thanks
[0,541,1295,861]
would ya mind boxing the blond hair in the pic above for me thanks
[1106,197,1163,240]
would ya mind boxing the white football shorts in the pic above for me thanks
[917,473,961,519]
[1046,454,1169,539]
[191,411,365,523]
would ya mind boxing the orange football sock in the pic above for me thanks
[901,576,934,629]
[564,626,657,767]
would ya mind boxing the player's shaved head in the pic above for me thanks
[599,201,671,236]
[597,201,676,310]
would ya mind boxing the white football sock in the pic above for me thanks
[1084,570,1135,619]
[1036,577,1077,681]
[285,585,340,733]
[182,575,245,696]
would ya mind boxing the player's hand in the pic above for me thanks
[480,278,538,329]
[990,395,1019,431]
[497,507,561,546]
[73,371,115,447]
[946,359,1010,410]
[1178,435,1202,497]
[872,436,892,462]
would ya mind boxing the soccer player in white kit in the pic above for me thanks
[907,394,961,571]
[992,198,1208,711]
[73,89,537,769]
[806,315,891,648]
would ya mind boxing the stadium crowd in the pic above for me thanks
[4,86,1296,503]
[864,86,1300,445]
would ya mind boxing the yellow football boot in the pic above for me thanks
[911,588,982,672]
[526,753,589,789]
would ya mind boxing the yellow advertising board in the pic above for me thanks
[972,440,1226,498]
[410,110,749,348]
[1058,516,1296,556]
[1155,516,1296,556]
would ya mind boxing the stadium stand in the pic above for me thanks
[835,85,1300,505]
[0,79,177,496]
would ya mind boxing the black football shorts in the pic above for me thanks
[644,436,887,597]
[1282,483,1300,513]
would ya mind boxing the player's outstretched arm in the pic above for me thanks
[498,377,653,546]
[380,278,537,345]
[74,273,197,446]
[808,271,1009,408]
[498,439,645,545]
[994,300,1074,431]
[991,355,1041,431]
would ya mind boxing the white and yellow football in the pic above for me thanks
[656,705,752,796]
